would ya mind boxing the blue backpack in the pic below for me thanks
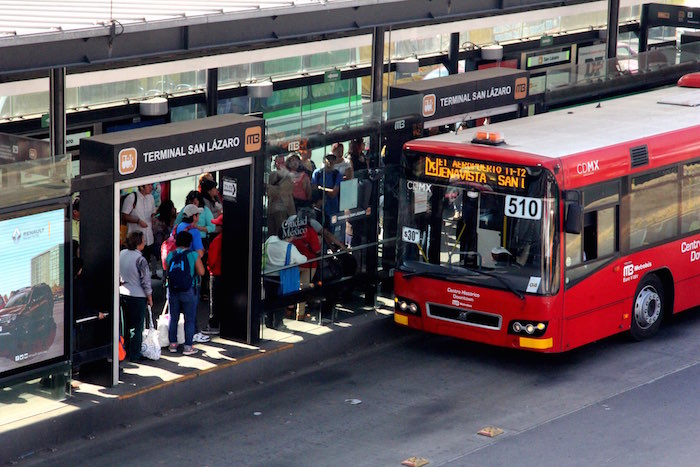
[168,249,193,292]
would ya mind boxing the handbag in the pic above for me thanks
[278,243,300,295]
[141,306,161,361]
[156,299,185,347]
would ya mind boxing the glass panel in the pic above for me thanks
[260,95,418,311]
[566,230,582,268]
[597,206,616,258]
[681,161,700,233]
[170,104,206,122]
[585,181,619,209]
[0,91,49,119]
[630,167,678,247]
[0,154,71,209]
[252,57,302,81]
[397,153,559,295]
[218,63,251,87]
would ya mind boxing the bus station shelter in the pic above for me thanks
[79,114,264,386]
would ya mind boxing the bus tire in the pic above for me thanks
[630,274,664,341]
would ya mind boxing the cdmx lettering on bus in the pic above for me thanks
[576,160,599,175]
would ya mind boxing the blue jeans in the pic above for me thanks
[168,289,196,346]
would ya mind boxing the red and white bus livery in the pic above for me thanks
[394,74,700,352]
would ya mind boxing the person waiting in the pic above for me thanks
[165,230,205,355]
[263,225,307,330]
[119,231,153,362]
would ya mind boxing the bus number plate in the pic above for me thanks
[505,195,542,220]
[402,227,421,244]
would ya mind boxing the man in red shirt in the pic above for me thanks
[283,212,321,320]
[203,214,223,335]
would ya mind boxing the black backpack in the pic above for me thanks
[168,249,193,292]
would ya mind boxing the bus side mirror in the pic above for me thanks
[565,202,582,234]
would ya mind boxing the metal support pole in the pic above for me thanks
[49,67,66,157]
[448,32,460,75]
[206,68,218,117]
[638,3,650,53]
[371,26,385,103]
[606,0,620,59]
[366,26,385,305]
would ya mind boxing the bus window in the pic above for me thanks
[397,152,559,296]
[630,167,678,246]
[565,181,619,285]
[681,161,700,233]
[582,207,617,261]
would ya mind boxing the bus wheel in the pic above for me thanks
[630,275,664,341]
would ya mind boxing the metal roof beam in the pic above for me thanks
[0,0,598,78]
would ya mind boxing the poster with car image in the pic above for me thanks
[0,208,66,376]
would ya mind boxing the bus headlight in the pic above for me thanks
[509,320,548,337]
[395,297,421,316]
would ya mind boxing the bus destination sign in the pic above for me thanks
[424,155,528,190]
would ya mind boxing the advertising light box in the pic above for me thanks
[0,207,66,377]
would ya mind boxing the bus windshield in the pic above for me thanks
[397,150,560,296]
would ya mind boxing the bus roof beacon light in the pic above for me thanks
[396,58,419,74]
[481,45,503,61]
[472,131,504,145]
[140,97,168,116]
[247,81,273,98]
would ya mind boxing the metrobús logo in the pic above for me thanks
[622,260,652,283]
[244,126,262,152]
[514,77,528,99]
[119,147,138,175]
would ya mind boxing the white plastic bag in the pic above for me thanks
[141,307,161,361]
[156,300,185,347]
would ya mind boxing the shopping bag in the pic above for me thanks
[278,243,300,295]
[156,300,185,346]
[156,301,171,347]
[141,307,161,361]
[278,266,300,295]
[118,336,126,362]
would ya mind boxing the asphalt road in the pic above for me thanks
[22,309,700,466]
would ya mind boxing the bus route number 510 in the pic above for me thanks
[505,195,542,220]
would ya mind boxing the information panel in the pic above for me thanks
[423,154,529,191]
[0,208,65,376]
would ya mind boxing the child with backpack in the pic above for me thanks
[165,230,204,355]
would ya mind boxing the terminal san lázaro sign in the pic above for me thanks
[389,67,529,124]
[81,114,263,182]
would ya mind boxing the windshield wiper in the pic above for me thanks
[399,261,524,300]
[453,266,525,300]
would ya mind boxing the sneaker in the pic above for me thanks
[192,332,211,343]
[182,346,199,356]
[202,326,220,336]
[168,343,178,353]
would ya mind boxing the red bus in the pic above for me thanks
[394,74,700,352]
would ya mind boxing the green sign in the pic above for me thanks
[540,35,554,47]
[41,113,50,128]
[324,70,341,83]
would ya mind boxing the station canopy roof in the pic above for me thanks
[0,0,599,76]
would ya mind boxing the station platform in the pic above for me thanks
[1,293,399,464]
